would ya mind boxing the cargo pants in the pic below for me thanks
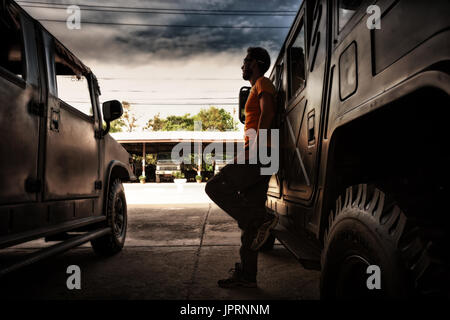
[205,163,272,282]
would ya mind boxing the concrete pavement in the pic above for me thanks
[0,183,320,300]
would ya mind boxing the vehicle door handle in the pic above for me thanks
[307,110,315,144]
[50,108,60,132]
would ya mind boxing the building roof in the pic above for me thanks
[110,131,244,143]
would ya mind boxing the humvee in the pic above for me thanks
[0,0,134,275]
[155,152,182,183]
[239,0,449,298]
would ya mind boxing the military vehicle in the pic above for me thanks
[0,0,134,275]
[239,0,449,298]
[155,152,182,183]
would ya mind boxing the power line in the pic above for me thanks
[99,78,243,81]
[66,100,237,106]
[17,1,297,13]
[21,3,296,16]
[38,19,290,29]
[59,76,243,81]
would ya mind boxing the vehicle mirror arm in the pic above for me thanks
[102,121,111,137]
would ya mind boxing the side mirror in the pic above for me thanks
[102,100,122,136]
[239,86,251,124]
[103,100,123,122]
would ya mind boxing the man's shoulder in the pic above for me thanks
[255,76,276,94]
[256,76,274,85]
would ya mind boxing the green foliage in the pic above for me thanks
[194,107,238,131]
[106,101,138,132]
[173,171,185,179]
[109,118,126,133]
[195,175,202,180]
[121,101,138,132]
[145,113,166,131]
[144,107,238,132]
[133,154,157,166]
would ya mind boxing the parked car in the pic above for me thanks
[155,152,181,183]
[239,0,449,298]
[0,0,135,275]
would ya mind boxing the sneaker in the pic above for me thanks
[250,214,279,251]
[217,263,257,288]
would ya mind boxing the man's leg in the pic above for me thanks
[205,164,269,230]
[206,164,272,285]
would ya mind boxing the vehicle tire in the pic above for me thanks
[91,179,127,256]
[259,234,276,252]
[321,184,447,299]
[156,175,160,183]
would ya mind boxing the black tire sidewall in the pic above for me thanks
[108,180,127,248]
[321,206,409,299]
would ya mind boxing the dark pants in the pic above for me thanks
[205,163,271,281]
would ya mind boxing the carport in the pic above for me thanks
[111,131,244,178]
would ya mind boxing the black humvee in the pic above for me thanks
[0,0,134,275]
[240,0,449,298]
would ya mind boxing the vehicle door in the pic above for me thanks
[42,31,100,201]
[0,6,41,205]
[282,0,329,207]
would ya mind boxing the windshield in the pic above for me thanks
[157,153,172,160]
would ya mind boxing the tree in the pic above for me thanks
[194,106,238,131]
[163,114,194,131]
[106,101,138,132]
[121,101,138,132]
[109,118,126,133]
[144,113,165,131]
[143,107,238,132]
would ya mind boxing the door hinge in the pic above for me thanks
[95,180,102,190]
[28,101,45,117]
[25,178,42,193]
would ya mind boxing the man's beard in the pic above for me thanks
[242,69,252,80]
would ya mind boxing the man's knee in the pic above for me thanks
[205,176,221,199]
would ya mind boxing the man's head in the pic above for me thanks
[242,47,271,81]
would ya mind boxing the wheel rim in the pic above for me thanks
[336,255,375,299]
[113,196,125,237]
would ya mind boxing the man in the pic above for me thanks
[205,47,279,288]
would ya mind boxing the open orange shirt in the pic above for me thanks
[244,76,276,148]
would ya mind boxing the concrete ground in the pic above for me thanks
[0,183,320,300]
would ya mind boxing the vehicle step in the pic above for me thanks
[0,227,110,277]
[272,221,321,271]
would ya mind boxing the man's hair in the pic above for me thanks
[247,47,271,74]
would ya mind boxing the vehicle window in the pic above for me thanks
[0,11,25,79]
[158,153,172,160]
[55,53,93,116]
[288,22,306,98]
[338,0,364,31]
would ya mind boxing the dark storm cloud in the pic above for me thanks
[113,0,301,59]
[24,0,302,63]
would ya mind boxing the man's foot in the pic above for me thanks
[250,214,279,251]
[217,263,257,288]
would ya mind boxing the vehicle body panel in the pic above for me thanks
[0,0,133,249]
[264,0,449,249]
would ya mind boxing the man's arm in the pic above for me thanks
[257,91,276,131]
[238,91,276,162]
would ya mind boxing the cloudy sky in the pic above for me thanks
[19,0,302,130]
